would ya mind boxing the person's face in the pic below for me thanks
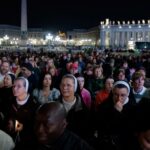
[4,74,13,87]
[13,79,26,97]
[70,68,78,75]
[123,62,128,68]
[87,68,93,75]
[2,57,7,62]
[93,58,97,64]
[94,68,102,78]
[28,58,35,67]
[77,77,84,90]
[49,68,55,76]
[21,67,30,78]
[105,78,114,92]
[15,57,19,64]
[133,77,145,90]
[118,72,125,80]
[47,59,54,67]
[139,70,146,78]
[1,62,10,74]
[43,74,52,87]
[35,112,65,145]
[60,78,75,99]
[138,130,150,150]
[113,87,128,104]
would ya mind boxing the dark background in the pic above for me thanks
[0,0,149,31]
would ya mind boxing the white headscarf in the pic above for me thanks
[63,74,78,92]
[113,80,130,96]
[16,77,29,92]
[113,80,130,105]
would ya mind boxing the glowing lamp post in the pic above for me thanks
[3,35,9,46]
[46,33,53,49]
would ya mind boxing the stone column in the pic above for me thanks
[21,0,28,40]
[111,30,114,48]
[100,29,105,49]
[142,31,145,42]
[121,32,125,48]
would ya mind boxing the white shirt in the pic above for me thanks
[62,97,76,113]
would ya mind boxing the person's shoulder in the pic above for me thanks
[0,130,15,149]
[65,130,94,150]
[143,88,150,98]
[28,95,41,107]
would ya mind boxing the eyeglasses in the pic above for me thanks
[113,93,128,99]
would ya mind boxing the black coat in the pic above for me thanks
[95,96,135,150]
[5,95,40,146]
[57,94,92,141]
[16,129,94,150]
[0,87,14,118]
[35,130,94,150]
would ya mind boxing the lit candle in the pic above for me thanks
[15,120,23,132]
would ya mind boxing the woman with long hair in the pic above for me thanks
[33,73,60,104]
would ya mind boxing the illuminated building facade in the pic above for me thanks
[66,26,100,47]
[100,19,150,49]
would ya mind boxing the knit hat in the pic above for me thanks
[70,63,78,69]
[21,63,33,72]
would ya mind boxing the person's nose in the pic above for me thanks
[38,124,44,133]
[63,85,68,90]
[116,95,122,102]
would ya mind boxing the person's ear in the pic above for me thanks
[62,119,67,129]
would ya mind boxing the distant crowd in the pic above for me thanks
[0,50,150,150]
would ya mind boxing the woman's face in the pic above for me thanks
[13,79,26,97]
[47,59,54,67]
[94,68,102,78]
[60,77,75,99]
[113,87,128,104]
[49,68,55,76]
[43,74,52,87]
[105,78,114,92]
[4,74,13,87]
[77,77,84,90]
[133,77,145,91]
[118,72,125,80]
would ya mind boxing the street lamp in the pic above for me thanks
[46,33,53,49]
[3,35,9,46]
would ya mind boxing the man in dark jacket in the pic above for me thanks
[34,101,94,150]
[20,62,38,94]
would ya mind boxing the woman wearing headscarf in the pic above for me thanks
[57,74,92,142]
[95,80,134,150]
[5,77,39,149]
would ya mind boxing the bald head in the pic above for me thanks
[37,102,67,121]
[35,102,67,145]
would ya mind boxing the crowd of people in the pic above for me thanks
[0,49,149,150]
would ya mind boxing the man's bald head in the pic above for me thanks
[35,102,67,145]
[37,102,67,122]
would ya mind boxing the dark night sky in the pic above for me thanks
[0,0,150,31]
